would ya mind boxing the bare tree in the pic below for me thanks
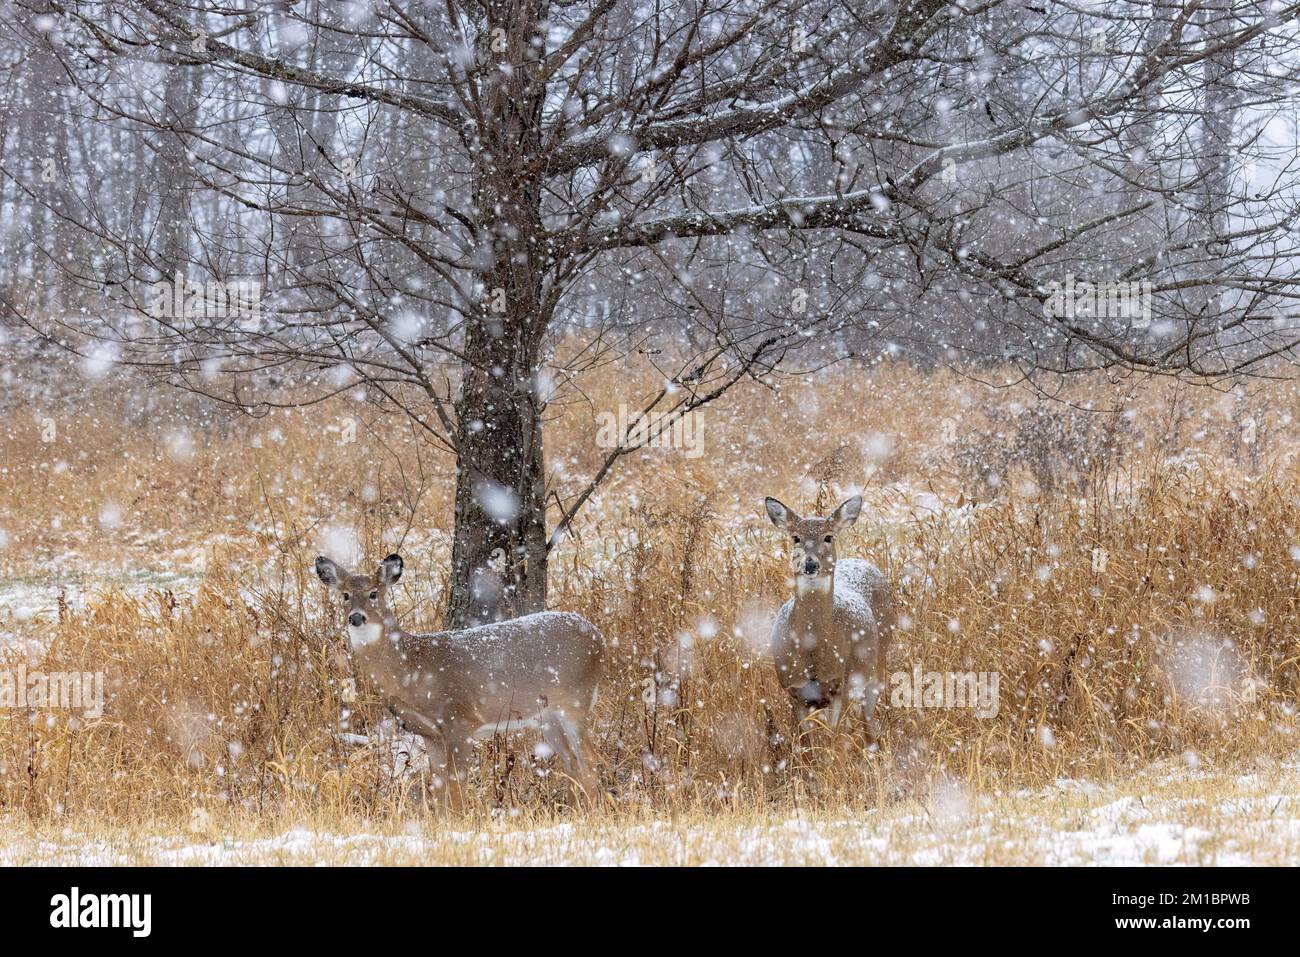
[5,0,1300,625]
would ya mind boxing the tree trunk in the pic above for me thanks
[154,65,199,281]
[447,0,550,628]
[1193,2,1239,325]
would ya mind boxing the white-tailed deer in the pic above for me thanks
[763,495,895,740]
[314,553,604,802]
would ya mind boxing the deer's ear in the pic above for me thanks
[765,497,797,530]
[377,554,404,585]
[830,495,863,531]
[315,556,345,589]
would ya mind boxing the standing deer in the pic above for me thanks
[763,495,895,740]
[314,553,604,802]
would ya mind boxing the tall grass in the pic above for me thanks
[2,361,1299,826]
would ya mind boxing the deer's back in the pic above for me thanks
[835,559,891,626]
[404,611,604,715]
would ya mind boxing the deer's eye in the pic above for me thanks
[369,591,379,601]
[824,535,833,543]
[341,592,351,601]
[792,536,801,544]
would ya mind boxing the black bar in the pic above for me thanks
[0,866,1280,942]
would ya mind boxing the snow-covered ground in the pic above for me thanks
[4,761,1297,865]
[0,566,198,649]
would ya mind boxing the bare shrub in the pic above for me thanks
[952,400,1135,497]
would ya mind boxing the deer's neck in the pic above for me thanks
[789,573,836,633]
[347,611,405,673]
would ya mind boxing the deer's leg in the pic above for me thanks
[869,630,891,743]
[424,721,475,812]
[538,708,596,803]
[827,695,844,730]
[537,708,575,774]
[564,713,601,802]
[859,680,883,744]
[846,638,888,746]
[421,734,457,808]
[785,684,827,795]
[789,679,829,731]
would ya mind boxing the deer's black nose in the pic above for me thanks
[803,559,818,575]
[348,612,366,628]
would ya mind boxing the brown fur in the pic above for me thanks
[315,554,604,804]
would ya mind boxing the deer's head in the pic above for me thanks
[763,496,862,583]
[315,553,404,647]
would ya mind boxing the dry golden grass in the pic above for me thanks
[2,357,1300,858]
[2,759,1297,865]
